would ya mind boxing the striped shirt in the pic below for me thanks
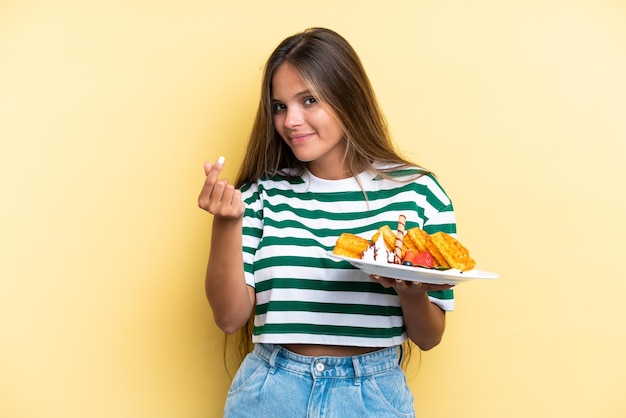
[240,166,456,347]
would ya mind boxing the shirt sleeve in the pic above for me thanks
[419,174,456,311]
[240,182,264,288]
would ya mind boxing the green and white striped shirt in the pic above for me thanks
[241,166,456,347]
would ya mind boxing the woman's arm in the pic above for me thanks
[396,282,450,350]
[371,277,451,350]
[205,216,255,334]
[198,158,255,334]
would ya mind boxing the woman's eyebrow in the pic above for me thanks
[271,89,312,102]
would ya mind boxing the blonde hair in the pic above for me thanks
[229,27,425,369]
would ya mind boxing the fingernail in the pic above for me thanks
[217,155,225,165]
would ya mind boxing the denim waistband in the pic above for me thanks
[253,343,402,380]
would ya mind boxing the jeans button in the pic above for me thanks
[315,362,325,372]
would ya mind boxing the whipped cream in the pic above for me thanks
[361,235,396,264]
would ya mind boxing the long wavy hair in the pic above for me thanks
[234,27,419,188]
[227,27,426,372]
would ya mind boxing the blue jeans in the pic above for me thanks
[223,343,415,418]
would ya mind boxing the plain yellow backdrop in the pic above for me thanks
[1,1,625,417]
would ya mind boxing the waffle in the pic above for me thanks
[334,224,477,272]
[333,233,371,259]
[429,231,476,271]
[371,225,397,253]
[404,227,449,268]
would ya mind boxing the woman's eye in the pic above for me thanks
[304,97,317,105]
[272,103,286,113]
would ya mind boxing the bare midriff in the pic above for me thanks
[282,344,383,357]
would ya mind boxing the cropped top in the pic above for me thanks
[240,166,456,347]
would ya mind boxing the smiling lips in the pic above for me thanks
[288,132,315,144]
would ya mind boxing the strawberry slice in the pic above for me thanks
[413,251,435,268]
[402,249,418,266]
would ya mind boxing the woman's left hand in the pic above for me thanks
[369,275,454,294]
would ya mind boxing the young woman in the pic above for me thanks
[198,27,456,418]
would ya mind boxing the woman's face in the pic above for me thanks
[271,62,348,179]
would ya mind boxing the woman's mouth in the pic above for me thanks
[289,133,314,144]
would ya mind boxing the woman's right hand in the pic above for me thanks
[200,156,253,333]
[197,156,245,219]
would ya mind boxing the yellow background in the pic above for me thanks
[1,1,625,417]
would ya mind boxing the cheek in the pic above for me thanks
[316,112,343,139]
[325,120,344,142]
[273,115,285,136]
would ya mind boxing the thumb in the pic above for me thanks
[203,156,225,175]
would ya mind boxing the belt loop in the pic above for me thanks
[352,356,362,386]
[268,345,280,375]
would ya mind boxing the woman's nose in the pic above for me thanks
[285,106,303,128]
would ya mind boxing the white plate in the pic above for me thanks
[327,251,499,285]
